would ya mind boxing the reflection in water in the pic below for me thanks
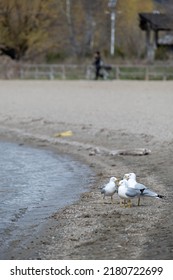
[0,141,93,258]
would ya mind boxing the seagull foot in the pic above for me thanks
[127,200,132,208]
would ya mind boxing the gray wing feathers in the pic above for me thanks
[101,188,106,194]
[134,183,146,190]
[125,188,139,197]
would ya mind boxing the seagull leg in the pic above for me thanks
[120,200,124,207]
[138,197,140,206]
[111,196,113,204]
[124,199,127,205]
[120,200,126,208]
[127,199,132,208]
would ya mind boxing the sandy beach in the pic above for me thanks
[0,80,173,259]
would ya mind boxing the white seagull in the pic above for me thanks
[118,179,144,207]
[124,172,164,206]
[101,177,118,203]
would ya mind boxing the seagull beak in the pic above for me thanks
[115,178,120,184]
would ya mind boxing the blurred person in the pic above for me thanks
[93,51,104,80]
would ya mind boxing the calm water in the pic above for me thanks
[0,141,93,259]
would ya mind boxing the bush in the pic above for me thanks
[155,46,169,60]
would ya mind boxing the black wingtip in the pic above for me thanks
[158,194,164,199]
[140,188,145,194]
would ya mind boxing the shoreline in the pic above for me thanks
[0,80,173,259]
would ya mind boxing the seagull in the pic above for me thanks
[124,172,164,206]
[101,177,118,203]
[118,179,145,207]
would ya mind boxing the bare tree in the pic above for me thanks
[56,0,109,57]
[0,0,56,60]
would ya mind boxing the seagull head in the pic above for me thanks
[128,173,136,180]
[109,177,118,184]
[124,172,136,180]
[118,179,128,187]
[123,173,130,180]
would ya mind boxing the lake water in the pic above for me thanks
[0,141,93,259]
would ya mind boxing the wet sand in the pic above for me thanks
[0,80,173,259]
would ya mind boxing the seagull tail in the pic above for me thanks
[101,189,105,194]
[142,189,164,199]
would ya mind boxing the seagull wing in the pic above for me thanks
[142,188,163,198]
[134,182,147,191]
[125,188,139,198]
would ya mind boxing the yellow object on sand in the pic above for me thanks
[54,130,73,137]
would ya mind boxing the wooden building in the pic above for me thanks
[139,13,173,61]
